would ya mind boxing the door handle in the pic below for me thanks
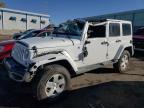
[101,41,109,45]
[85,40,91,45]
[116,40,121,43]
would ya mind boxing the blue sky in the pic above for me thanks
[1,0,144,24]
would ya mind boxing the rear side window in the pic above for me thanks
[109,23,120,37]
[122,24,131,36]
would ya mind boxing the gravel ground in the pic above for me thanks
[0,51,144,108]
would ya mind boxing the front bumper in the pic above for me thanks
[4,57,32,82]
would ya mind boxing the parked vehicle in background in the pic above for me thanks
[18,29,52,40]
[4,19,134,101]
[0,29,53,62]
[13,29,34,40]
[0,40,15,63]
[133,27,144,51]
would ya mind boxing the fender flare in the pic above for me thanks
[30,51,78,73]
[114,45,133,61]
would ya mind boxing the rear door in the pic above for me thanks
[121,23,133,47]
[107,22,122,60]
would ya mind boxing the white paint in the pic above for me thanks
[10,19,133,76]
[0,8,50,31]
[27,15,40,29]
[3,12,26,30]
[40,17,50,29]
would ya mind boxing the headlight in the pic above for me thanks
[23,49,29,60]
[0,46,5,52]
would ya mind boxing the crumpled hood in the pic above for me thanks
[19,36,74,49]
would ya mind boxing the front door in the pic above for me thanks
[82,24,108,66]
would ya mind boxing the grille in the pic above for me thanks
[12,43,28,67]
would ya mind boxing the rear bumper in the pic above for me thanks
[4,57,32,82]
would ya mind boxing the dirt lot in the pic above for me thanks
[0,51,144,108]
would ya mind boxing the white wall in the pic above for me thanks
[40,17,50,29]
[0,9,50,32]
[3,12,27,30]
[0,11,2,30]
[27,15,40,29]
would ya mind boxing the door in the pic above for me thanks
[107,22,121,60]
[82,24,108,66]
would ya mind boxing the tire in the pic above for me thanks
[113,50,130,73]
[32,64,71,101]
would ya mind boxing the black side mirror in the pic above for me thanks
[85,40,91,44]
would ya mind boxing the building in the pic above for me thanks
[0,8,50,35]
[85,9,144,31]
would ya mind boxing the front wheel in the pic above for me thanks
[113,50,130,73]
[32,64,71,101]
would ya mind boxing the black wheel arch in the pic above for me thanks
[124,46,134,57]
[36,60,77,79]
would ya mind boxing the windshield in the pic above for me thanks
[13,29,35,40]
[19,30,41,39]
[53,20,84,36]
[22,29,34,35]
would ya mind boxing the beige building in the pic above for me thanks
[0,8,50,35]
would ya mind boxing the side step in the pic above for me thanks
[78,63,104,74]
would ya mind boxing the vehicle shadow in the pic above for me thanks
[0,81,144,108]
[88,67,144,77]
[0,68,144,108]
[88,68,116,74]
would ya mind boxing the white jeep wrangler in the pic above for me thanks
[4,19,134,101]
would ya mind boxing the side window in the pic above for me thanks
[109,23,120,37]
[122,24,131,36]
[87,25,106,38]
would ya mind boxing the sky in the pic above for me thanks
[1,0,144,24]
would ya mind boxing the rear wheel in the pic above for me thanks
[113,50,130,73]
[32,64,71,101]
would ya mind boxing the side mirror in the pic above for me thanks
[85,40,91,45]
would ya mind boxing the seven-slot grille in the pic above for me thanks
[12,43,28,66]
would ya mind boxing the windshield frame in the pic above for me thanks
[53,20,85,37]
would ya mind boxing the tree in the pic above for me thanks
[0,1,6,8]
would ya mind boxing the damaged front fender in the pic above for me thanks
[30,50,78,73]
